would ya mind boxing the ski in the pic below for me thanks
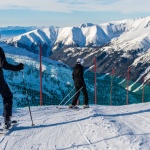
[0,120,18,135]
[56,106,90,110]
[11,120,17,124]
[0,120,17,126]
[69,107,80,110]
[57,106,80,110]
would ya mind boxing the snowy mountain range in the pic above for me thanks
[2,16,150,86]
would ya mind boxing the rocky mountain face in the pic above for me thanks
[3,16,150,85]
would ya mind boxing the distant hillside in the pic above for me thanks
[0,26,38,40]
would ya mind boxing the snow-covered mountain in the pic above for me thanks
[2,16,150,86]
[4,17,150,54]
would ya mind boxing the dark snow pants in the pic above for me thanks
[72,84,88,105]
[0,72,13,120]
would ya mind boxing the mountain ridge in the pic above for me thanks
[2,16,150,85]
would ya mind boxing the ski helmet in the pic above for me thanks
[76,58,84,65]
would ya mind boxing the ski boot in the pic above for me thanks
[73,105,79,109]
[83,105,90,109]
[68,104,74,108]
[68,104,79,109]
[4,116,11,129]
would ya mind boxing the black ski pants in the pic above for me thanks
[0,75,13,120]
[72,84,88,105]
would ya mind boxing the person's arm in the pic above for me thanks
[0,47,24,71]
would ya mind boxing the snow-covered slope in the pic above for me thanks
[0,103,150,150]
[110,17,150,52]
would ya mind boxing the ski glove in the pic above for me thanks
[82,83,86,88]
[17,63,24,70]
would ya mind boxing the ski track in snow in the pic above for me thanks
[103,106,150,150]
[117,109,150,149]
[76,114,94,150]
[0,103,150,150]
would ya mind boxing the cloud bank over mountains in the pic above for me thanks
[1,0,150,13]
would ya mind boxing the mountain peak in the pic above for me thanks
[80,23,95,28]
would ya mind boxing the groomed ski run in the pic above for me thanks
[0,103,150,150]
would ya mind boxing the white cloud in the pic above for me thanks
[0,0,71,12]
[0,0,150,13]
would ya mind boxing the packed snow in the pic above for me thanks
[0,102,150,150]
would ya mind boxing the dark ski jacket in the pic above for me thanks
[72,64,85,86]
[0,47,22,81]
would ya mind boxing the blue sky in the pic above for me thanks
[0,0,150,27]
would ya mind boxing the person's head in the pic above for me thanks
[76,58,84,66]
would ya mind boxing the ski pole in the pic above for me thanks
[21,71,35,126]
[84,65,94,73]
[56,86,75,108]
[62,87,83,107]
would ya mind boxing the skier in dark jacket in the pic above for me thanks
[0,47,24,128]
[69,58,89,109]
